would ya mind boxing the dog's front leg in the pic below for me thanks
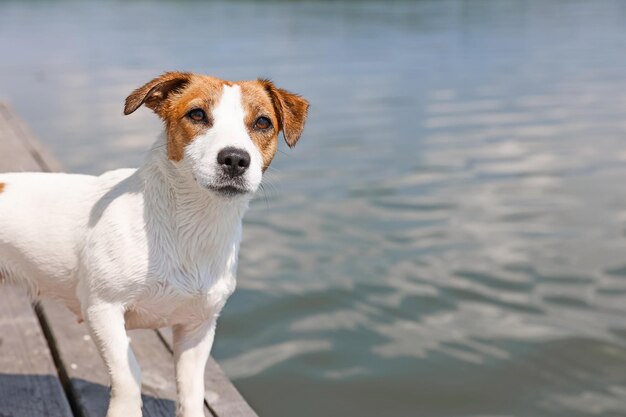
[173,321,216,417]
[83,303,143,417]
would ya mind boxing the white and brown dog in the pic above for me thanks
[0,72,308,417]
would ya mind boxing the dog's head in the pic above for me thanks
[124,72,309,198]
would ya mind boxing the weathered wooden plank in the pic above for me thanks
[0,102,63,172]
[0,103,73,416]
[0,104,44,171]
[159,329,259,417]
[0,287,74,417]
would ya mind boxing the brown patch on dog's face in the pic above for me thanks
[124,73,309,169]
[238,81,281,170]
[238,80,309,170]
[125,72,228,161]
[162,76,229,161]
[0,183,4,193]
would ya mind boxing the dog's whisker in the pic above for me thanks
[258,183,270,209]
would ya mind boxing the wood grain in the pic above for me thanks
[0,287,73,417]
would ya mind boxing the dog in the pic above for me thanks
[0,72,308,417]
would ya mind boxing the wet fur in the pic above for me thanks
[0,72,308,417]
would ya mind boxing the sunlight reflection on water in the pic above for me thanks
[3,1,626,416]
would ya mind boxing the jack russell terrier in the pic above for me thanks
[0,72,309,417]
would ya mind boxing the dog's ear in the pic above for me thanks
[124,72,192,116]
[261,80,309,147]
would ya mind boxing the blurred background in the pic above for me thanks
[2,1,626,416]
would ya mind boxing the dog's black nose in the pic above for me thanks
[217,147,251,177]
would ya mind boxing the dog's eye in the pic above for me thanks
[254,116,272,130]
[187,109,206,122]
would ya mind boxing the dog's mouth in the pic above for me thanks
[207,184,249,196]
[194,171,253,197]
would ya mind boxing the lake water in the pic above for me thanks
[2,1,626,416]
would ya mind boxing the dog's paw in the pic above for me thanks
[106,399,142,417]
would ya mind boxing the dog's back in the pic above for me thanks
[0,171,125,302]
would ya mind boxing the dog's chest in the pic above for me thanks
[126,233,241,329]
[126,267,237,329]
[92,184,245,329]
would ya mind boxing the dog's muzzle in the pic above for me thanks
[206,147,252,196]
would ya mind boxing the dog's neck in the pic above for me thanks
[137,134,250,260]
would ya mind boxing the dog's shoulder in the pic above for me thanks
[96,168,137,192]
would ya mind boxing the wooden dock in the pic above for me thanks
[0,102,259,417]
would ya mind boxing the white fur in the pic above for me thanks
[0,85,260,417]
[183,85,264,193]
